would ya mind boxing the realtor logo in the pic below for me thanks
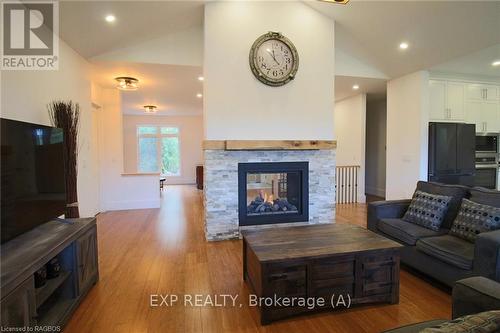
[1,1,59,70]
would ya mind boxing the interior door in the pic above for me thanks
[429,80,447,120]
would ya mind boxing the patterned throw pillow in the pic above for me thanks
[420,310,500,333]
[402,190,452,231]
[450,199,500,243]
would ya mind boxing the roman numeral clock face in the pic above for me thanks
[250,32,299,87]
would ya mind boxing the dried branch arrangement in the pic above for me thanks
[48,100,80,218]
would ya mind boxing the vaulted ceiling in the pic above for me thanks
[60,1,500,79]
[58,1,500,114]
[308,0,500,79]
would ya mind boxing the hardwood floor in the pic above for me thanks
[65,185,451,333]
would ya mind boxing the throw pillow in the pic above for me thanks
[402,190,452,231]
[450,198,500,243]
[420,310,500,333]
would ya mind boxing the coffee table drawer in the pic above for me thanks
[311,257,355,280]
[311,276,354,299]
[266,265,306,297]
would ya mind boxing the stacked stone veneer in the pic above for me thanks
[204,149,336,241]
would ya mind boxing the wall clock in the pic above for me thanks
[249,31,299,87]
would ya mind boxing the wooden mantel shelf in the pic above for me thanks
[203,140,336,151]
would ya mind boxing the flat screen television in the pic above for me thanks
[1,118,66,244]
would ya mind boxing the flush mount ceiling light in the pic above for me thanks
[143,105,157,114]
[198,76,204,81]
[352,84,359,90]
[196,93,203,98]
[115,77,139,91]
[318,0,350,4]
[105,14,116,23]
[399,42,409,50]
[492,60,500,67]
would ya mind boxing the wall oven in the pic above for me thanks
[474,154,498,189]
[475,133,498,153]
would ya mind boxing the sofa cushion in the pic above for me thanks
[420,310,500,333]
[416,181,470,229]
[378,218,448,245]
[450,199,500,243]
[469,187,500,208]
[416,235,474,270]
[402,190,452,231]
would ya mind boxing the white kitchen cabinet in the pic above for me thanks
[429,80,447,120]
[466,84,485,101]
[447,82,466,120]
[466,83,499,101]
[429,80,465,121]
[484,85,499,101]
[465,100,500,133]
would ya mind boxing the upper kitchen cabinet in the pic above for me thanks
[465,100,499,132]
[429,80,465,121]
[465,83,500,133]
[466,84,499,102]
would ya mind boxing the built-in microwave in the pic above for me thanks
[475,133,498,153]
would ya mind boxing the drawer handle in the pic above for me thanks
[269,273,288,281]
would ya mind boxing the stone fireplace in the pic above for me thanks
[203,141,336,241]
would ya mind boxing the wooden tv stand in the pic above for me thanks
[1,218,99,330]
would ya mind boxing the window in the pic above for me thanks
[137,126,180,176]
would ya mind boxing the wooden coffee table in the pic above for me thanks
[242,223,402,324]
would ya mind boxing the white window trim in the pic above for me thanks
[136,125,181,176]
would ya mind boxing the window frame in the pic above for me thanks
[136,125,181,176]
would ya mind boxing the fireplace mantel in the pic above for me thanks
[203,140,336,151]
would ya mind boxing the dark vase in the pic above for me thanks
[46,257,61,279]
[34,266,47,288]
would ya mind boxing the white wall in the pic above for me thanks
[203,1,335,140]
[386,71,429,199]
[334,94,367,203]
[96,88,160,211]
[122,115,203,184]
[1,40,100,217]
[365,99,387,198]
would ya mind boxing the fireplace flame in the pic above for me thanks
[259,190,274,204]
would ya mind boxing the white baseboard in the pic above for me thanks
[365,186,386,198]
[102,199,161,211]
[357,194,366,203]
[164,177,196,185]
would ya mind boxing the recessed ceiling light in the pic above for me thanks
[105,15,116,23]
[492,60,500,67]
[399,42,409,50]
[196,93,203,98]
[115,77,139,91]
[352,84,359,90]
[198,76,204,81]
